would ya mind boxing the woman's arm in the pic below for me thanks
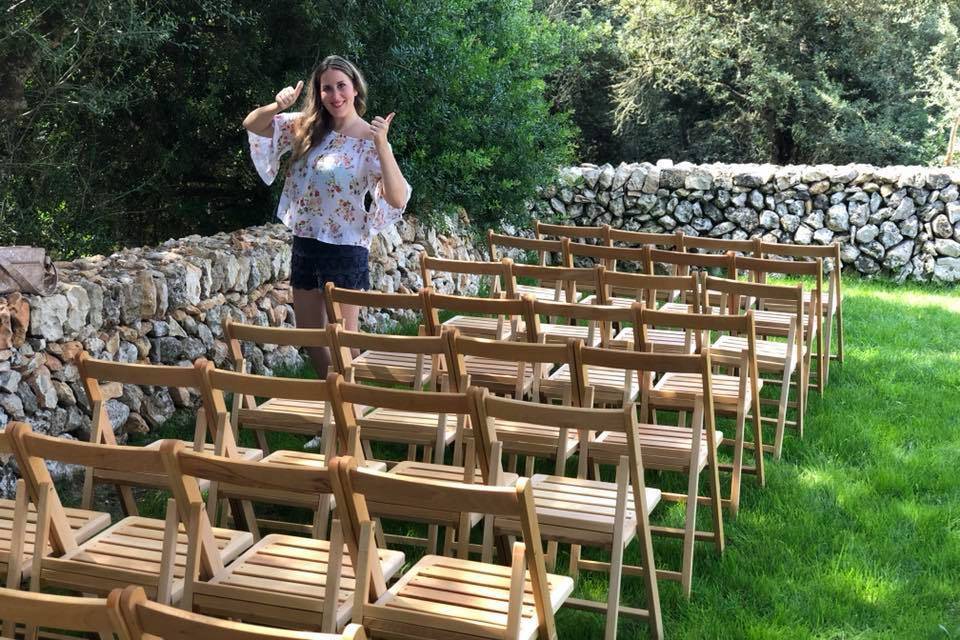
[370,113,408,209]
[243,81,303,137]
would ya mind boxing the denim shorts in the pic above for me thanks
[289,236,370,291]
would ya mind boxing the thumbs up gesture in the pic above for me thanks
[275,80,304,111]
[370,112,395,146]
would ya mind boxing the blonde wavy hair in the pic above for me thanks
[291,55,368,162]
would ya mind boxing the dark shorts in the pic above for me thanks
[289,236,370,291]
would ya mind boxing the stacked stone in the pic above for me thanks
[536,161,960,282]
[0,214,482,467]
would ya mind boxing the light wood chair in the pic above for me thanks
[330,453,574,640]
[420,254,516,340]
[598,271,701,354]
[471,382,666,638]
[637,306,764,515]
[704,274,811,459]
[76,354,262,515]
[0,585,127,640]
[161,439,405,633]
[119,584,369,639]
[0,430,111,590]
[530,299,639,407]
[328,374,517,556]
[223,319,333,454]
[606,228,684,251]
[735,255,824,400]
[677,232,758,256]
[324,285,433,389]
[758,240,844,383]
[5,422,252,605]
[562,243,649,287]
[329,325,462,466]
[487,232,573,303]
[572,345,723,600]
[534,220,610,244]
[197,362,383,540]
[447,332,582,478]
[424,291,539,397]
[647,248,737,313]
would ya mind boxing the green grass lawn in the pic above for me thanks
[126,278,960,639]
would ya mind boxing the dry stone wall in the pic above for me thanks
[535,161,960,282]
[0,215,481,494]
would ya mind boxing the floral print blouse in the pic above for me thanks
[248,112,411,248]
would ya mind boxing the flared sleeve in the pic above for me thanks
[364,147,412,235]
[247,112,299,185]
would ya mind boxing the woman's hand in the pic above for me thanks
[370,113,395,147]
[275,80,304,111]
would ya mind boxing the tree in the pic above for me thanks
[611,0,960,165]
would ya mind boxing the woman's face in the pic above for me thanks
[319,69,358,120]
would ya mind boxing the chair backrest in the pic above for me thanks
[562,242,649,274]
[532,298,635,348]
[758,240,841,309]
[486,231,570,267]
[420,253,513,300]
[638,306,758,369]
[534,221,609,244]
[118,585,363,640]
[424,290,538,342]
[223,318,331,374]
[448,330,582,408]
[0,587,126,639]
[607,227,684,250]
[197,360,338,457]
[648,248,737,279]
[6,422,171,557]
[598,270,700,309]
[679,232,759,256]
[329,453,557,639]
[733,255,823,335]
[323,284,429,327]
[77,353,208,447]
[505,262,603,304]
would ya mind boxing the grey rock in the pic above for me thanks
[826,204,849,232]
[940,184,959,203]
[934,238,960,257]
[860,241,885,260]
[674,201,696,223]
[883,240,914,269]
[142,388,175,427]
[182,337,206,361]
[780,214,801,233]
[760,210,779,229]
[659,216,677,230]
[728,207,760,232]
[840,243,860,263]
[890,198,916,222]
[120,384,145,413]
[597,164,615,189]
[708,221,737,237]
[684,170,713,191]
[642,167,660,193]
[691,217,713,233]
[660,166,689,190]
[17,382,38,414]
[117,341,138,363]
[0,393,24,420]
[948,202,960,224]
[934,257,960,282]
[803,211,825,230]
[794,226,814,245]
[900,216,919,238]
[856,224,880,244]
[848,202,870,227]
[582,167,600,189]
[29,294,68,341]
[106,399,131,434]
[933,215,954,239]
[879,221,903,248]
[748,190,764,211]
[0,370,20,393]
[153,337,183,363]
[714,189,731,208]
[926,171,951,189]
[813,228,835,245]
[855,256,881,274]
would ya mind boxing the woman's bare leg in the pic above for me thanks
[292,287,331,377]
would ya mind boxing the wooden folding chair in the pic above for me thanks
[324,285,433,389]
[593,272,701,354]
[329,326,462,466]
[424,291,539,397]
[562,243,649,300]
[704,274,811,459]
[447,332,582,478]
[758,240,844,382]
[420,253,515,339]
[330,453,574,640]
[487,232,573,303]
[735,255,824,400]
[0,430,111,591]
[197,362,384,540]
[648,248,737,313]
[161,439,404,632]
[223,319,334,454]
[76,354,262,515]
[678,232,758,256]
[530,299,639,407]
[534,220,609,244]
[471,383,665,638]
[572,345,723,600]
[0,586,126,640]
[5,422,252,605]
[606,228,683,251]
[119,584,369,639]
[637,306,764,515]
[329,374,517,555]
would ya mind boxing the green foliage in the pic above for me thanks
[609,0,960,165]
[0,1,577,257]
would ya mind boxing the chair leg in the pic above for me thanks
[604,462,630,639]
[837,304,845,363]
[773,367,792,460]
[680,468,699,598]
[729,400,747,517]
[569,544,582,581]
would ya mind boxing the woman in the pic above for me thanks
[243,55,411,376]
